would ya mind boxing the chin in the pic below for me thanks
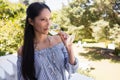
[44,32,49,35]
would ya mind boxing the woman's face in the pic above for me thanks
[32,8,51,35]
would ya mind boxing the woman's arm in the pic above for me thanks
[65,45,76,65]
[55,34,79,71]
[58,31,77,65]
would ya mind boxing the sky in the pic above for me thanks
[9,0,72,11]
[45,0,70,11]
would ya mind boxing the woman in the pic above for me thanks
[17,2,79,80]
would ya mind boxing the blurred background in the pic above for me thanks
[0,0,120,80]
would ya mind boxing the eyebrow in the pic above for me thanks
[40,16,51,19]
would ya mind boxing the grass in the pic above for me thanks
[77,47,120,80]
[77,68,95,78]
[79,47,120,63]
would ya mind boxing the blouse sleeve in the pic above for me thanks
[17,55,24,80]
[61,43,79,78]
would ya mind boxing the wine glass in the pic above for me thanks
[67,33,75,43]
[49,23,75,43]
[49,23,61,35]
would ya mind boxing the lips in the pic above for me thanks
[44,28,49,30]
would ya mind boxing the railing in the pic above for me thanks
[0,54,94,80]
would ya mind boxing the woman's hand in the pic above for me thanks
[58,31,73,47]
[58,31,76,65]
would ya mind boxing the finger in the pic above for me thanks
[58,33,64,42]
[58,31,63,36]
[64,34,69,40]
[58,31,65,38]
[58,31,69,41]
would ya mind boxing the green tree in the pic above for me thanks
[52,0,120,43]
[0,0,26,56]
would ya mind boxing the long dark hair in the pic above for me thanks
[22,2,51,80]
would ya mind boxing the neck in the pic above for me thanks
[34,33,48,44]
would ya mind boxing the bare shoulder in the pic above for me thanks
[51,35,62,44]
[17,46,23,56]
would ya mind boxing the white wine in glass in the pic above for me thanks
[49,23,75,43]
[67,33,75,43]
[49,23,61,35]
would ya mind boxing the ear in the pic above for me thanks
[28,18,34,26]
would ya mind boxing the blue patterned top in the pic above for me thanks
[17,42,79,80]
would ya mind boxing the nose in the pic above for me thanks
[46,19,51,26]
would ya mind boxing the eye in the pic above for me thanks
[40,18,46,21]
[49,17,52,20]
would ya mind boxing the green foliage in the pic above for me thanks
[0,0,26,56]
[115,48,120,56]
[52,0,120,43]
[82,39,97,43]
[90,20,110,41]
[1,0,119,56]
